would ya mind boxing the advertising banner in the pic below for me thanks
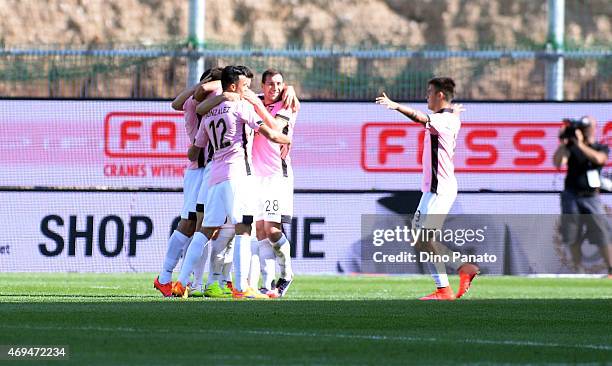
[1,100,611,274]
[2,191,611,275]
[1,100,611,191]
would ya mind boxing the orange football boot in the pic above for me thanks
[419,286,455,301]
[171,281,187,297]
[153,277,173,297]
[456,263,480,299]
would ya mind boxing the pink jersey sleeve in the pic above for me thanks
[193,89,223,148]
[275,107,297,138]
[183,97,199,141]
[194,119,209,148]
[239,101,264,131]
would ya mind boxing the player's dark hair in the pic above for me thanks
[200,67,223,82]
[428,77,455,101]
[235,65,254,79]
[262,68,284,84]
[221,66,244,90]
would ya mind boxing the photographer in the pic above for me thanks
[553,116,612,276]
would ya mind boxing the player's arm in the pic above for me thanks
[187,144,201,162]
[257,124,291,145]
[195,92,241,115]
[375,92,429,125]
[188,122,210,161]
[242,90,285,130]
[281,85,300,112]
[193,80,222,102]
[171,85,198,111]
[451,103,466,115]
[280,143,291,159]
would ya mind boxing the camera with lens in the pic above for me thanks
[559,116,591,140]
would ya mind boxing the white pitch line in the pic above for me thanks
[2,324,611,351]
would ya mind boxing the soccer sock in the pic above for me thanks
[233,234,252,292]
[271,234,293,281]
[221,269,232,286]
[221,238,234,285]
[426,261,450,288]
[206,236,226,287]
[206,227,234,287]
[259,239,276,290]
[192,240,209,291]
[431,241,464,271]
[247,238,261,289]
[177,232,209,286]
[159,230,190,284]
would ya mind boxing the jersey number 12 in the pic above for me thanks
[209,118,230,150]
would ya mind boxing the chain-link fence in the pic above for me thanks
[0,44,610,100]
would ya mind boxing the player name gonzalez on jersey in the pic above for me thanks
[375,77,479,301]
[204,106,231,117]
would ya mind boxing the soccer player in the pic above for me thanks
[189,74,241,298]
[375,77,478,300]
[172,65,291,299]
[153,68,222,297]
[245,69,297,297]
[197,70,298,297]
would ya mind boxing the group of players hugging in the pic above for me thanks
[154,65,299,299]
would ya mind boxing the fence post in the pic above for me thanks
[187,0,205,87]
[546,0,564,101]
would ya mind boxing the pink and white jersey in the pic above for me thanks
[195,99,263,186]
[421,108,460,195]
[187,89,221,169]
[252,100,297,178]
[182,96,200,170]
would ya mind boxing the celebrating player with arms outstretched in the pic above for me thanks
[375,77,478,301]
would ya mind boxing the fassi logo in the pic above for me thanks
[104,112,190,158]
[361,122,612,173]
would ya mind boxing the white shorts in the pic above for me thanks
[180,168,205,220]
[196,163,213,211]
[255,175,293,224]
[412,191,457,230]
[203,176,257,227]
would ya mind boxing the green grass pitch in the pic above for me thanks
[0,273,610,365]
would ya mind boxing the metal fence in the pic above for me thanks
[0,44,610,100]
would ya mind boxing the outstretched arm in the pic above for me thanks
[375,92,429,125]
[451,103,466,115]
